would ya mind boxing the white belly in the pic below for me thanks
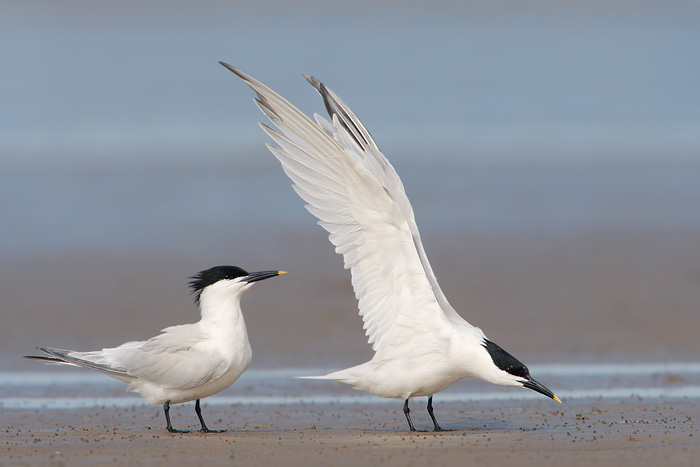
[126,346,252,405]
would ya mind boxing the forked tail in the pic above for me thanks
[24,346,130,378]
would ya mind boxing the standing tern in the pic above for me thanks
[220,62,561,431]
[25,266,285,433]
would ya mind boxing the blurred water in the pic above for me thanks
[3,2,699,257]
[2,363,700,409]
[2,162,698,257]
[2,1,699,169]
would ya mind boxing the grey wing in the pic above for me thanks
[35,325,230,390]
[31,346,131,378]
[112,325,231,390]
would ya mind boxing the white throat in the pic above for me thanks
[197,281,249,328]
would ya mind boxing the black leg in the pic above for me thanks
[195,399,225,433]
[164,400,189,433]
[427,396,443,431]
[403,398,417,432]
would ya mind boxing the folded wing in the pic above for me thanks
[37,324,230,390]
[115,325,230,389]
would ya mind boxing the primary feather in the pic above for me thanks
[223,64,473,363]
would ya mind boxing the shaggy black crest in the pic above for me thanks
[189,265,249,306]
[482,339,530,379]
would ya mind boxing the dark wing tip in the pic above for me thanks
[219,62,260,87]
[219,60,233,70]
[24,347,70,363]
[219,61,247,79]
[303,73,323,92]
[24,355,62,363]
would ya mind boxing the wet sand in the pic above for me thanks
[3,397,698,466]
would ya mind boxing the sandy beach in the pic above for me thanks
[3,397,699,466]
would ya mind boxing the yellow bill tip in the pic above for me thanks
[553,394,562,403]
[278,271,288,275]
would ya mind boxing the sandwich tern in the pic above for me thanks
[220,63,561,431]
[25,266,285,433]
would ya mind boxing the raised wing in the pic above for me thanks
[221,63,469,358]
[301,74,464,325]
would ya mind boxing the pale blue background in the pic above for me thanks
[2,1,699,256]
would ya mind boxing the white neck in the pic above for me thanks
[197,281,249,330]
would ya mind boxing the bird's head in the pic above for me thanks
[189,266,286,307]
[480,339,562,403]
